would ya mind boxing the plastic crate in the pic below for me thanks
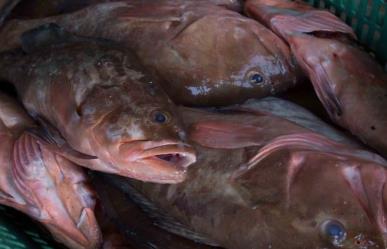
[304,0,387,66]
[0,0,386,248]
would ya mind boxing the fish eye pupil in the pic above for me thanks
[250,73,263,84]
[154,112,167,123]
[326,223,344,238]
[321,220,346,245]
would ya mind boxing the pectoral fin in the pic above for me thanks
[189,120,264,149]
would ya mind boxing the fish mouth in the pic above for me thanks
[140,143,197,170]
[119,141,197,183]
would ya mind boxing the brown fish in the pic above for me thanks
[105,98,387,249]
[9,0,242,19]
[245,0,387,158]
[0,92,102,249]
[93,173,221,249]
[0,24,196,183]
[0,1,300,106]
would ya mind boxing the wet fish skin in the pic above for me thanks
[245,0,387,158]
[0,28,196,183]
[0,92,102,249]
[9,0,242,19]
[0,1,300,106]
[93,172,221,249]
[114,99,387,249]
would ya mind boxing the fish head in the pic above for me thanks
[76,49,196,183]
[233,135,386,248]
[286,155,387,249]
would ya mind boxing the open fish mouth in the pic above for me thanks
[140,143,197,171]
[119,141,197,183]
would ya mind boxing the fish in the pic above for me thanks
[245,0,387,158]
[0,24,196,183]
[0,1,301,106]
[0,92,102,249]
[104,98,387,249]
[92,173,221,249]
[8,0,242,19]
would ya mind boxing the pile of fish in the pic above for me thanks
[0,0,386,248]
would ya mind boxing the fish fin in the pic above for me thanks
[26,116,97,160]
[100,174,221,247]
[20,23,73,53]
[11,132,46,216]
[288,35,343,117]
[0,0,21,26]
[190,120,263,149]
[20,23,122,53]
[270,10,356,39]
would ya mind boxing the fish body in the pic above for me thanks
[93,173,221,249]
[9,0,242,19]
[245,0,387,158]
[108,98,387,249]
[0,25,196,183]
[0,1,300,106]
[0,92,101,249]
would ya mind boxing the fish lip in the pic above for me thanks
[139,143,197,170]
[118,140,197,182]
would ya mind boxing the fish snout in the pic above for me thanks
[118,140,197,183]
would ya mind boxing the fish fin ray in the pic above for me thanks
[190,120,262,149]
[102,174,221,247]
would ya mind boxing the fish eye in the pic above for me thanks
[152,111,169,124]
[320,220,347,246]
[247,71,264,84]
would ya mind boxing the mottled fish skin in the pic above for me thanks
[0,92,102,249]
[0,39,196,183]
[245,0,387,158]
[93,173,222,249]
[116,100,387,249]
[0,1,300,106]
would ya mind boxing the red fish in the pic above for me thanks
[0,24,196,183]
[245,0,387,158]
[0,92,101,249]
[107,99,387,249]
[0,1,300,106]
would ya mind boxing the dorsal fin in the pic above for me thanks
[20,23,75,53]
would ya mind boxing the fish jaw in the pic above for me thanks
[117,140,197,183]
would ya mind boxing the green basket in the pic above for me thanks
[305,0,387,66]
[0,0,386,248]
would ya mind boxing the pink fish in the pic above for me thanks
[0,92,101,249]
[245,0,387,158]
[108,98,387,249]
